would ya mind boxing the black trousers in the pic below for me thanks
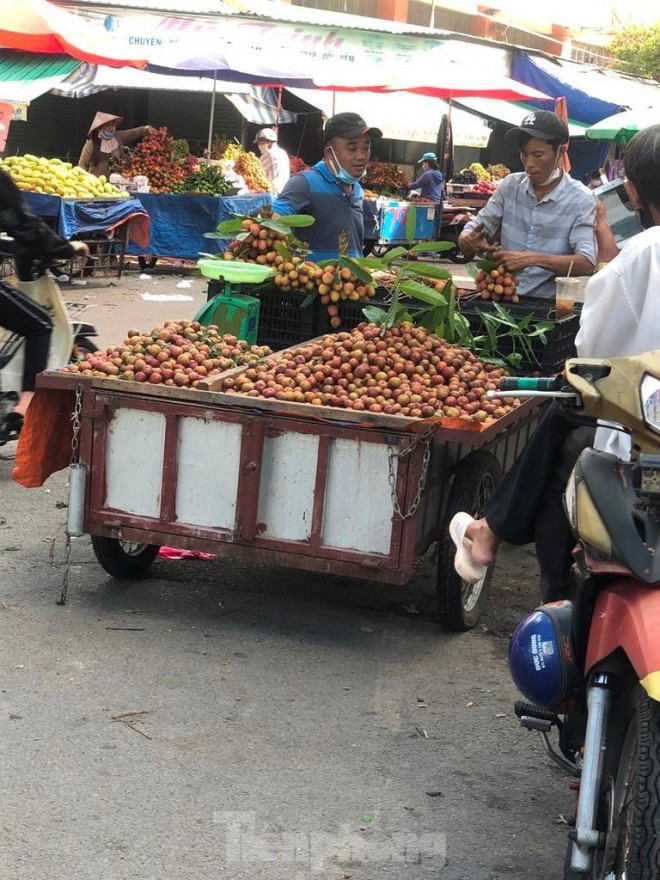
[483,403,595,602]
[0,280,53,392]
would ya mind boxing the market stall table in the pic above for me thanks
[22,191,150,278]
[127,192,274,264]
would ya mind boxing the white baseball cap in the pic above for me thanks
[254,128,278,143]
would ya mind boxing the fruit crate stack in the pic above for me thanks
[458,295,582,375]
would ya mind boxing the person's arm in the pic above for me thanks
[495,193,597,276]
[594,199,620,265]
[458,183,506,254]
[271,173,312,218]
[117,126,155,147]
[77,139,93,172]
[493,250,594,276]
[408,171,428,190]
[575,259,635,359]
[0,170,88,261]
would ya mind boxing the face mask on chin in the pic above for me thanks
[537,150,563,186]
[326,146,365,186]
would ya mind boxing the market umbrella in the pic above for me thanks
[585,108,660,145]
[554,96,572,173]
[0,0,148,68]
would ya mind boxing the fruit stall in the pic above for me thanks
[1,153,151,276]
[20,319,543,632]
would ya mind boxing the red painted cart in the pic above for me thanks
[33,371,542,630]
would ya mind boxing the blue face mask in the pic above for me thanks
[326,146,365,186]
[100,128,116,140]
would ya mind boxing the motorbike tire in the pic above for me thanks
[436,450,501,631]
[606,686,660,879]
[448,248,474,265]
[91,536,160,579]
[71,337,97,360]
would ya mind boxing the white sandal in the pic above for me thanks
[449,512,488,584]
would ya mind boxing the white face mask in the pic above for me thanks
[538,151,562,186]
[257,142,270,155]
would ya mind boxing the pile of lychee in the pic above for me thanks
[475,264,520,302]
[63,320,272,388]
[223,219,289,264]
[213,321,520,423]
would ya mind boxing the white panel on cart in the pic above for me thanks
[175,418,241,529]
[104,409,165,517]
[322,438,396,555]
[257,432,318,540]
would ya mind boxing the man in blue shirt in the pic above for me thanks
[407,152,444,202]
[458,111,596,298]
[272,112,382,261]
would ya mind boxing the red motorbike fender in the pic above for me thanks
[585,579,660,700]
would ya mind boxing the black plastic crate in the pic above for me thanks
[253,285,399,350]
[457,294,581,375]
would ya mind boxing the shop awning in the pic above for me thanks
[510,55,622,124]
[0,50,81,104]
[286,88,491,147]
[453,98,589,138]
[51,62,252,98]
[225,88,297,125]
[517,55,660,115]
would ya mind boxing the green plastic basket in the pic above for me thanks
[197,258,275,284]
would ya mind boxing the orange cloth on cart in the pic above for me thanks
[107,212,151,248]
[12,388,74,488]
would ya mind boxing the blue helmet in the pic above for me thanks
[508,601,582,711]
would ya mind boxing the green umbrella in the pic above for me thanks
[585,108,659,145]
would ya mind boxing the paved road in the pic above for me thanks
[0,265,570,879]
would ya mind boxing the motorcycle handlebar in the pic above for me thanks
[499,376,563,393]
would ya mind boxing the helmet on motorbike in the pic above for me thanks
[508,601,582,710]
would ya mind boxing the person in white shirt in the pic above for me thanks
[254,128,290,193]
[449,123,660,599]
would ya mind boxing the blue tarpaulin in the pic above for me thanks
[24,192,148,242]
[511,55,622,124]
[128,193,274,261]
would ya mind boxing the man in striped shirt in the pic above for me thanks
[272,112,382,261]
[459,111,596,298]
[254,128,290,194]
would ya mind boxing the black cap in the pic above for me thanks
[323,112,383,144]
[505,110,569,147]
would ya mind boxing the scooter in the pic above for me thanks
[497,354,660,878]
[0,239,98,445]
[438,205,476,264]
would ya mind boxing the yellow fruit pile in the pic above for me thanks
[0,154,124,198]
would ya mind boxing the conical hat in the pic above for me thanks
[88,112,123,137]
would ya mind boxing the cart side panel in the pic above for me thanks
[322,437,397,555]
[104,408,165,517]
[175,417,242,530]
[257,431,319,541]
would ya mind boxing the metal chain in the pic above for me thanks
[388,425,436,520]
[57,384,84,606]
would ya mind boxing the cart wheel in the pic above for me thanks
[371,244,393,258]
[91,536,160,579]
[437,450,502,631]
[447,247,474,264]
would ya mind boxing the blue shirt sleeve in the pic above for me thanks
[409,171,429,189]
[272,173,312,216]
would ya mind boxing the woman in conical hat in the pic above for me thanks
[78,112,156,178]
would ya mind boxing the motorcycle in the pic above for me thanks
[496,354,660,878]
[437,205,477,264]
[0,239,98,445]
